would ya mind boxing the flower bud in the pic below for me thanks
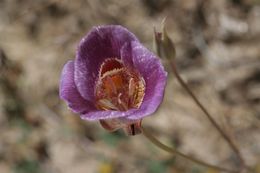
[153,27,163,58]
[154,20,176,60]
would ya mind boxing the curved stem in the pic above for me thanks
[170,61,245,169]
[141,127,238,173]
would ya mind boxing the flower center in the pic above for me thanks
[95,58,145,111]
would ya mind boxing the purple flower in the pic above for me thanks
[59,25,167,135]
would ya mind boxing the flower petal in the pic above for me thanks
[121,41,167,120]
[80,109,136,121]
[75,25,138,102]
[59,60,95,114]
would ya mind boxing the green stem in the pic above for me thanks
[170,61,245,169]
[141,127,238,173]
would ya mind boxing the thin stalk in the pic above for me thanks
[170,61,245,169]
[141,127,238,173]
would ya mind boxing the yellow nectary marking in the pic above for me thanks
[99,58,123,77]
[132,78,145,108]
[95,58,145,111]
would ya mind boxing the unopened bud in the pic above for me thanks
[153,19,176,60]
[153,27,163,58]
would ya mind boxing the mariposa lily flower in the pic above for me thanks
[59,25,167,135]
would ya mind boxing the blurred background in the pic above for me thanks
[0,0,260,173]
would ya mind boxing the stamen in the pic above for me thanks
[118,93,128,111]
[97,99,118,110]
[95,58,145,111]
[128,78,135,99]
